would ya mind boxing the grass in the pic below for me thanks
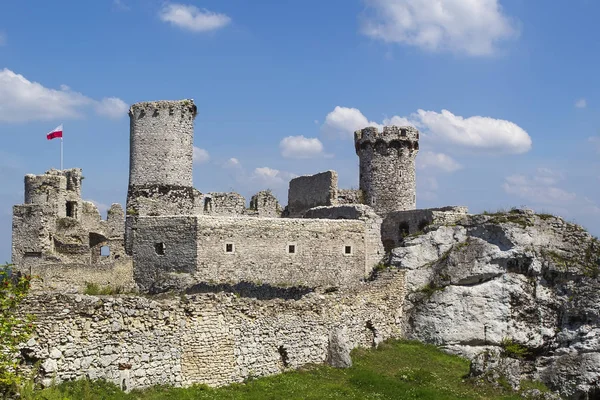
[21,340,546,400]
[83,282,130,295]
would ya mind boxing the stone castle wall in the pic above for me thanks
[381,206,469,252]
[19,270,405,390]
[355,126,419,216]
[287,171,338,217]
[130,215,377,293]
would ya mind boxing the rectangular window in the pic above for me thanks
[345,245,352,255]
[225,243,234,253]
[100,246,110,257]
[66,201,78,218]
[288,244,296,254]
[154,243,166,256]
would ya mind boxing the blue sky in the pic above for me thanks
[0,0,599,262]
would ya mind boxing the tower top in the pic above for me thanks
[354,126,419,153]
[128,99,197,119]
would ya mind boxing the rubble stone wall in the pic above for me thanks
[19,271,406,390]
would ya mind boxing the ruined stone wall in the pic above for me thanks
[303,205,385,269]
[13,169,134,293]
[381,206,469,252]
[131,216,198,293]
[19,270,405,390]
[337,189,364,205]
[203,192,246,216]
[131,215,376,292]
[126,100,200,217]
[248,190,282,217]
[287,171,338,217]
[355,126,419,216]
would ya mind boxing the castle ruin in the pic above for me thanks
[12,98,467,294]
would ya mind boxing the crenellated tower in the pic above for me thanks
[126,99,200,217]
[354,126,419,216]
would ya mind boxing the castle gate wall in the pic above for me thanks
[287,171,338,217]
[19,271,405,390]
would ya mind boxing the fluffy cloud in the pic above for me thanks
[321,106,382,138]
[280,136,325,159]
[251,167,296,188]
[575,98,587,108]
[193,147,210,164]
[321,106,531,154]
[0,68,127,122]
[418,151,462,172]
[360,0,519,56]
[502,168,577,205]
[95,97,128,119]
[159,4,231,33]
[414,109,531,154]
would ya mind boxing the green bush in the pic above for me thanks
[0,264,34,397]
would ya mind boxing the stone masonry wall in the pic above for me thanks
[131,215,376,292]
[287,171,338,217]
[303,205,385,270]
[19,270,405,390]
[355,126,419,216]
[203,192,246,216]
[381,206,469,252]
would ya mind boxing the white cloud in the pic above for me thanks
[113,0,130,11]
[360,0,519,56]
[0,68,127,122]
[418,151,462,172]
[321,106,531,154]
[225,157,240,168]
[280,135,325,159]
[159,4,231,33]
[502,169,577,206]
[251,167,296,188]
[414,109,531,154]
[95,97,128,119]
[321,106,382,138]
[0,32,6,46]
[193,147,210,164]
[575,98,587,108]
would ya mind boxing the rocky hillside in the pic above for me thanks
[390,209,600,400]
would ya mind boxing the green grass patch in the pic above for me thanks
[500,338,531,359]
[20,340,545,400]
[83,282,129,296]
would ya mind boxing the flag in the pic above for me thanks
[46,124,63,140]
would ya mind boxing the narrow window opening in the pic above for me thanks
[66,201,78,218]
[100,246,110,257]
[345,245,352,255]
[288,244,296,254]
[204,197,212,212]
[154,243,166,255]
[24,252,42,258]
[278,346,290,368]
[225,243,234,253]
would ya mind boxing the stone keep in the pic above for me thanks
[354,126,419,216]
[126,99,200,217]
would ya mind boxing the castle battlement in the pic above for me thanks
[354,125,419,152]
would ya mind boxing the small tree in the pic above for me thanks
[0,264,34,396]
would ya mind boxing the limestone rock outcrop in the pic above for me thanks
[390,209,600,399]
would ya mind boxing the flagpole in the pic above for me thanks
[60,137,63,170]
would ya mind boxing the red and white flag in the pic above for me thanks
[46,124,63,140]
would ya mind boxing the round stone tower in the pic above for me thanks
[354,126,419,216]
[126,99,199,217]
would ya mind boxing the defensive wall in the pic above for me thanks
[19,270,405,390]
[130,214,380,293]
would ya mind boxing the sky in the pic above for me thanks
[0,0,599,262]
